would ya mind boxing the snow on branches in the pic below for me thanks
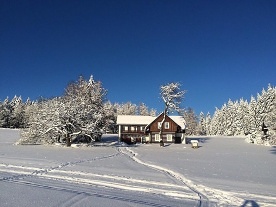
[160,82,186,115]
[18,76,107,145]
[206,84,276,144]
[159,82,186,138]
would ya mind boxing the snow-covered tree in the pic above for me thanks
[209,107,220,135]
[138,102,149,115]
[257,84,275,131]
[22,98,34,128]
[205,112,212,135]
[115,102,137,115]
[159,82,186,138]
[57,75,107,144]
[102,101,117,133]
[9,96,25,128]
[0,96,27,128]
[209,84,275,143]
[182,107,198,135]
[236,98,250,135]
[225,99,239,135]
[248,96,261,134]
[198,112,206,135]
[149,108,157,117]
[0,97,11,128]
[160,82,186,115]
[19,75,107,145]
[20,98,61,144]
[219,104,228,135]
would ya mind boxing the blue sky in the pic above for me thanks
[1,0,275,115]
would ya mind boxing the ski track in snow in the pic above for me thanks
[117,147,276,207]
[0,150,198,206]
[1,144,276,207]
[0,152,120,181]
[5,178,176,207]
[0,163,198,202]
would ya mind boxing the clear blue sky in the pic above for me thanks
[1,0,275,115]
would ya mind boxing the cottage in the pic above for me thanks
[117,113,186,144]
[117,115,155,143]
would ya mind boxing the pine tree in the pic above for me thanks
[149,108,157,116]
[210,106,226,135]
[237,98,250,135]
[103,101,117,133]
[205,112,212,135]
[259,85,276,131]
[209,84,275,141]
[0,97,11,128]
[249,96,261,134]
[182,107,198,135]
[138,102,149,115]
[199,112,206,135]
[225,99,238,136]
[9,96,25,128]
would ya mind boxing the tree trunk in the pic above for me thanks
[66,133,71,147]
[159,109,167,142]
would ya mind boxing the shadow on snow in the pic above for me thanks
[6,180,175,207]
[270,146,276,155]
[241,200,260,207]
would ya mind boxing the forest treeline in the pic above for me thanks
[0,76,157,144]
[0,75,275,145]
[196,84,276,145]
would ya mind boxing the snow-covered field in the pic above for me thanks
[0,129,275,207]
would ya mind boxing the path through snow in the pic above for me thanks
[118,146,244,207]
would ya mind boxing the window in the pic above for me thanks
[167,134,172,141]
[140,126,145,131]
[158,122,162,129]
[124,126,128,131]
[155,134,160,142]
[158,122,169,129]
[165,122,170,129]
[131,126,135,131]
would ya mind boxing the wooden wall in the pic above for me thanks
[148,115,179,132]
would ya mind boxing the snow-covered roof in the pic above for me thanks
[117,115,186,129]
[117,115,156,125]
[170,116,186,130]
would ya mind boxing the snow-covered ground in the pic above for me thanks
[0,129,275,206]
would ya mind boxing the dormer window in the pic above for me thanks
[158,122,170,129]
[158,122,162,129]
